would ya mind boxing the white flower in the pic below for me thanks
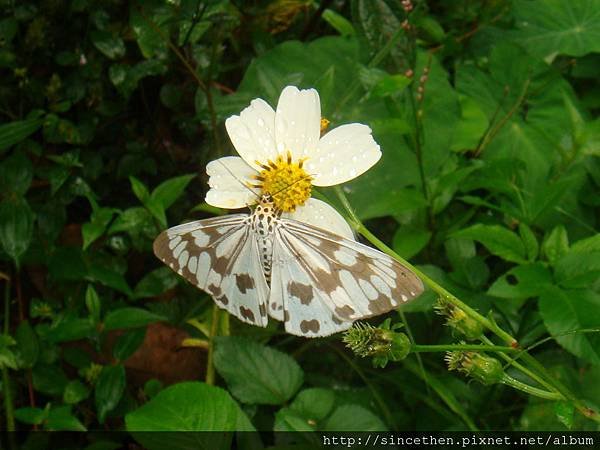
[205,85,381,239]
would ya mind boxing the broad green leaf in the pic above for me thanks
[90,30,125,60]
[129,176,150,203]
[0,117,43,153]
[126,382,254,449]
[0,150,33,195]
[351,0,403,60]
[133,267,178,299]
[513,0,600,59]
[15,320,39,368]
[0,196,35,267]
[450,95,489,152]
[113,327,146,362]
[542,225,569,265]
[554,251,600,289]
[214,336,304,405]
[488,263,553,299]
[46,405,87,431]
[104,307,166,331]
[95,364,126,423]
[150,174,195,210]
[108,207,153,234]
[32,364,68,396]
[392,226,431,260]
[87,264,133,297]
[63,380,91,404]
[371,74,411,98]
[451,224,527,264]
[323,404,387,431]
[539,287,600,365]
[275,388,336,432]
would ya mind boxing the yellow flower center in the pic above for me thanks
[252,150,312,212]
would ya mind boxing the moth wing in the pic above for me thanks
[273,219,423,334]
[153,215,270,327]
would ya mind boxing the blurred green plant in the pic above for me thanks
[0,0,599,444]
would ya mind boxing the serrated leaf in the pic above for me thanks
[63,380,91,404]
[542,225,569,265]
[95,364,126,423]
[488,263,553,299]
[46,405,87,431]
[15,407,48,425]
[451,224,527,264]
[519,223,539,261]
[82,207,117,250]
[126,382,254,449]
[539,287,600,365]
[103,307,166,331]
[323,404,387,431]
[214,336,303,405]
[0,150,33,195]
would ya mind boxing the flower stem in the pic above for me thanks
[411,344,515,353]
[501,374,562,400]
[205,305,221,385]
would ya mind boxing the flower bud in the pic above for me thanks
[343,321,411,368]
[445,350,504,385]
[434,298,483,340]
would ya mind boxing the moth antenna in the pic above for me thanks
[215,159,261,208]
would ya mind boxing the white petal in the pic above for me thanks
[275,86,321,158]
[307,124,382,187]
[225,98,278,171]
[205,156,259,209]
[284,198,354,240]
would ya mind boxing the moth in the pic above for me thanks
[153,194,423,337]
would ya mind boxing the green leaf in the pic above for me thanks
[126,382,254,449]
[370,74,411,98]
[85,284,102,324]
[488,263,553,299]
[82,207,117,250]
[322,9,355,37]
[63,380,91,404]
[150,174,195,210]
[0,117,43,153]
[539,287,600,365]
[323,404,387,431]
[95,364,126,423]
[275,388,336,432]
[15,406,48,425]
[46,405,87,431]
[554,251,600,289]
[0,196,35,267]
[46,317,95,343]
[554,401,575,429]
[133,267,178,299]
[90,30,125,59]
[87,265,133,297]
[451,224,527,264]
[450,95,489,152]
[519,223,539,262]
[103,307,166,331]
[513,0,600,59]
[130,5,170,59]
[129,176,150,203]
[32,364,68,396]
[392,226,431,259]
[113,327,146,362]
[15,320,39,368]
[0,150,33,195]
[542,225,569,265]
[214,336,304,405]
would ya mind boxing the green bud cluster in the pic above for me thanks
[343,320,411,368]
[434,298,483,340]
[445,349,504,386]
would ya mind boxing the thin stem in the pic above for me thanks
[2,278,15,432]
[411,344,516,353]
[205,305,221,385]
[501,374,562,400]
[479,335,558,395]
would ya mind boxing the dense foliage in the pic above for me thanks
[0,0,599,445]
